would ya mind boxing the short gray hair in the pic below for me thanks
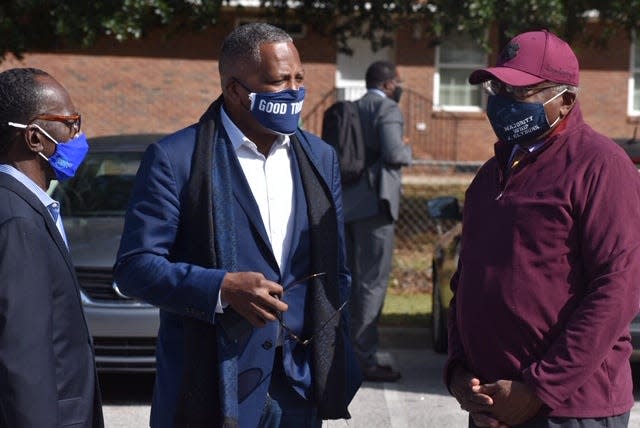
[219,23,292,79]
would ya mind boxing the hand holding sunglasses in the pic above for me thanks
[220,271,288,327]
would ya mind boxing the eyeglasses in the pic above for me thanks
[275,272,348,346]
[30,113,82,138]
[482,80,560,100]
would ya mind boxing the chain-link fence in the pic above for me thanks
[302,88,478,293]
[390,169,472,292]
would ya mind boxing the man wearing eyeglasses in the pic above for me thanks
[445,30,640,428]
[115,23,361,427]
[0,68,103,427]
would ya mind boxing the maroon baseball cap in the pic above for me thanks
[468,30,579,87]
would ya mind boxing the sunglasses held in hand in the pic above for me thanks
[274,272,347,346]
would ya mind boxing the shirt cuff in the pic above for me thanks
[213,289,228,321]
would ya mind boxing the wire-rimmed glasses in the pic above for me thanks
[275,272,347,346]
[482,80,560,100]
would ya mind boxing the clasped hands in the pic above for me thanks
[220,272,288,327]
[450,366,543,428]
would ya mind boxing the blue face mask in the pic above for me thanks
[235,79,305,135]
[486,89,566,144]
[8,121,89,181]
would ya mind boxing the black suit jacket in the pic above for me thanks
[0,173,103,427]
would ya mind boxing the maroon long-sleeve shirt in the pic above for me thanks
[446,103,640,417]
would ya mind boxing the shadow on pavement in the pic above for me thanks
[98,328,640,404]
[99,373,155,404]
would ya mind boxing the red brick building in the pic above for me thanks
[2,12,638,166]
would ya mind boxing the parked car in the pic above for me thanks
[615,132,640,167]
[49,134,164,372]
[427,156,640,360]
[427,196,462,353]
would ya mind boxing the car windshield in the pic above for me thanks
[50,151,142,217]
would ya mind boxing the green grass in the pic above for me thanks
[375,180,465,325]
[391,181,468,292]
[380,291,432,327]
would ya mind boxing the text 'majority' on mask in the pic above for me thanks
[486,89,566,144]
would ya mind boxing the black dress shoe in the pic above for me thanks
[362,364,401,382]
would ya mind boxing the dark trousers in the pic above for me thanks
[469,412,630,428]
[259,348,321,428]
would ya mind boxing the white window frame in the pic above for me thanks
[628,30,640,117]
[434,33,487,112]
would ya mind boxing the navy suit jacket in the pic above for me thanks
[115,106,360,427]
[0,174,103,428]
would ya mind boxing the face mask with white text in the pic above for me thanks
[235,79,305,135]
[486,89,566,144]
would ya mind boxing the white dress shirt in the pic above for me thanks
[214,108,295,324]
[220,107,295,273]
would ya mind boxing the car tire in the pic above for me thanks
[431,261,448,354]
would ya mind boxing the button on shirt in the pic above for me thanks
[0,164,68,247]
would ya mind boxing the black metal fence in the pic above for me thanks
[302,87,461,163]
[302,88,474,292]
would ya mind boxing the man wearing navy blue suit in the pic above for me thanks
[114,23,361,427]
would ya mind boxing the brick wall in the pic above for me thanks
[0,14,338,139]
[1,17,636,162]
[392,22,639,162]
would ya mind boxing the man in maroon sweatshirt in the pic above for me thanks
[445,30,640,428]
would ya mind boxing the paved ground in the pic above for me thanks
[101,327,640,427]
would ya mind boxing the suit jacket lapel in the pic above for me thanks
[0,175,75,274]
[42,207,72,267]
